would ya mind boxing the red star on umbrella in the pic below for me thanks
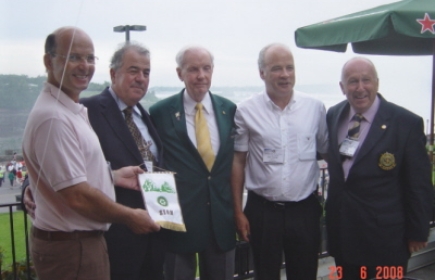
[416,13,435,34]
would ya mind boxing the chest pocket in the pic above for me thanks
[298,133,316,161]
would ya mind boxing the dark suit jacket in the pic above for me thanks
[80,87,164,278]
[325,94,433,266]
[149,89,237,253]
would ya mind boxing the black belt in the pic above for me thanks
[248,190,313,209]
[32,227,104,241]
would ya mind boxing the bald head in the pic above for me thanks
[44,27,95,101]
[258,43,293,70]
[257,43,295,106]
[340,57,379,113]
[341,57,378,83]
[45,27,92,56]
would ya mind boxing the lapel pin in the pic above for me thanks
[222,111,226,114]
[381,125,386,129]
[175,112,180,120]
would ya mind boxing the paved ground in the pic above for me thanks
[406,262,435,280]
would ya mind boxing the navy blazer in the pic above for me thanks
[80,87,164,277]
[81,87,163,208]
[325,94,433,265]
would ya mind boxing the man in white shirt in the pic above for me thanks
[231,43,328,280]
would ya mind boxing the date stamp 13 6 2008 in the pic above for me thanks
[328,265,405,280]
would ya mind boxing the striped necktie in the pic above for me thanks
[123,106,154,162]
[348,114,364,139]
[195,103,215,171]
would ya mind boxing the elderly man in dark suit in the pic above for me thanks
[149,46,236,280]
[325,57,433,280]
[80,42,165,280]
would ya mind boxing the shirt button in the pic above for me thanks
[208,176,211,180]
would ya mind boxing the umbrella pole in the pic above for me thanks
[431,39,435,164]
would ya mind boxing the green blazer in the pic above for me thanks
[149,89,237,253]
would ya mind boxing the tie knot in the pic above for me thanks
[195,103,203,111]
[352,114,364,122]
[124,106,133,116]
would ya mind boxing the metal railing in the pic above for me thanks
[1,168,434,280]
[0,202,31,280]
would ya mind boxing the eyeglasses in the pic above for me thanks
[50,53,98,64]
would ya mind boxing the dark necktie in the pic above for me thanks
[348,114,364,139]
[123,107,154,162]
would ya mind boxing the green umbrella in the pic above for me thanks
[295,0,435,144]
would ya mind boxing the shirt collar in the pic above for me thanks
[263,90,297,112]
[348,95,380,124]
[183,89,212,115]
[109,86,142,116]
[45,82,84,115]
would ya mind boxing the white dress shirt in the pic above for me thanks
[234,91,328,202]
[183,90,220,155]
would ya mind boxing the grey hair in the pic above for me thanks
[110,42,150,70]
[258,43,292,70]
[175,46,214,68]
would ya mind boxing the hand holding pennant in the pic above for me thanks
[139,172,186,232]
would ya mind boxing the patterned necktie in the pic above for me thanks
[123,107,154,162]
[348,114,364,139]
[195,103,215,171]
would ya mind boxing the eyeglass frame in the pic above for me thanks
[48,52,99,65]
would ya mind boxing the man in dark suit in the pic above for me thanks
[326,57,433,280]
[80,42,165,280]
[149,46,236,280]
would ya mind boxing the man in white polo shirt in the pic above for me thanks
[231,43,328,280]
[22,26,160,280]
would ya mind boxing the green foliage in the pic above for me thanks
[0,246,4,266]
[0,75,45,110]
[0,212,31,266]
[86,81,110,92]
[1,259,37,280]
[0,74,164,111]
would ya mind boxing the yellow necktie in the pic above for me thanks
[195,103,215,171]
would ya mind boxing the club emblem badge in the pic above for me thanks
[378,152,396,170]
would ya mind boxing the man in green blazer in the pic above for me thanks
[149,46,236,280]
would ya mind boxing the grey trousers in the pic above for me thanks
[164,239,235,280]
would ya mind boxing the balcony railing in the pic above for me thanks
[1,168,434,280]
[0,202,32,280]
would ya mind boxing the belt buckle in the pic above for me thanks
[274,202,285,209]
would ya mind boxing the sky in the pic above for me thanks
[0,0,433,127]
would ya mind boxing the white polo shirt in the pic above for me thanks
[22,83,115,231]
[234,90,328,202]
